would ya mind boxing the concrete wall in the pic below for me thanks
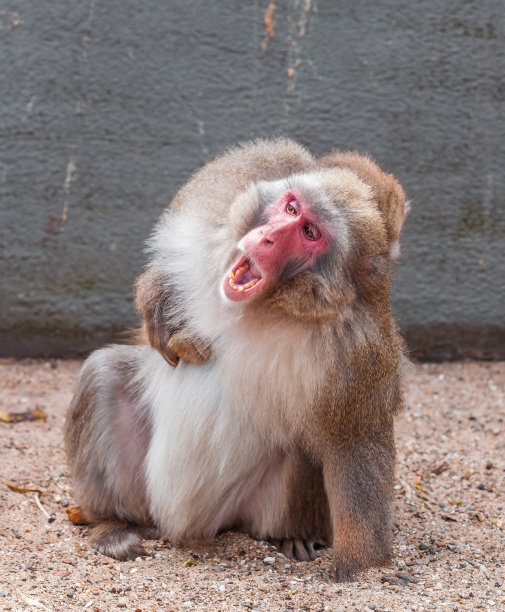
[1,0,504,359]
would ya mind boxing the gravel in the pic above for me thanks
[0,357,504,611]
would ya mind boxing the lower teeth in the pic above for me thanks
[228,277,259,291]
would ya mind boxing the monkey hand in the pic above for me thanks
[134,268,212,367]
[164,331,212,366]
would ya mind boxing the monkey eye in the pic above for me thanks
[286,202,298,216]
[304,225,318,240]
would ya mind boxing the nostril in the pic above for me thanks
[263,238,274,246]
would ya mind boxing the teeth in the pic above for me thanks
[242,279,259,290]
[228,276,260,292]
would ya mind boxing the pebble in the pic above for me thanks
[263,557,275,565]
[66,589,74,598]
[117,597,128,608]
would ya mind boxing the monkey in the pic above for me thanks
[65,138,409,582]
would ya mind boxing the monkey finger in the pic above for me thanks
[159,346,180,367]
[166,335,211,365]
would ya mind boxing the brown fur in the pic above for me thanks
[66,139,408,581]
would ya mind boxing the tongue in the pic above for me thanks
[234,259,261,286]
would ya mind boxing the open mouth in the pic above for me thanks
[223,254,264,301]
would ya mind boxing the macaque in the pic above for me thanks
[65,139,409,582]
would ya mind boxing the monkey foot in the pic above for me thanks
[90,522,159,561]
[270,538,316,562]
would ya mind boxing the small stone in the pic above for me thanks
[117,597,128,608]
[263,557,275,565]
[419,543,429,550]
[66,589,75,598]
[477,484,486,490]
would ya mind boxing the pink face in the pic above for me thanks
[223,190,330,302]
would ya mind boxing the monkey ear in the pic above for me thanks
[319,152,409,255]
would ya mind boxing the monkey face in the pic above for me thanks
[222,170,370,319]
[223,188,332,302]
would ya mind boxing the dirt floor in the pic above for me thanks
[0,358,504,612]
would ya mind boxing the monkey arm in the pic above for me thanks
[322,427,395,582]
[134,267,212,367]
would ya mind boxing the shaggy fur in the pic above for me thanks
[65,139,408,580]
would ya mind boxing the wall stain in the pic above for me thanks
[261,2,276,52]
[61,160,77,225]
[283,0,317,105]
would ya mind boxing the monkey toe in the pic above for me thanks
[272,538,316,562]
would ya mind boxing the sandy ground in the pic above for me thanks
[0,358,504,612]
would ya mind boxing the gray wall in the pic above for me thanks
[1,0,504,360]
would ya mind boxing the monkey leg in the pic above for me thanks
[241,454,331,562]
[322,432,395,582]
[65,346,155,560]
